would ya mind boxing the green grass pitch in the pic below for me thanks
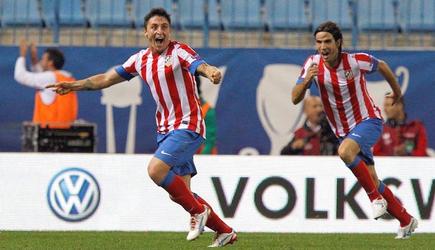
[1,231,434,249]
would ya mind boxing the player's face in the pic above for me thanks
[315,32,341,67]
[383,97,403,119]
[305,97,323,124]
[145,15,171,54]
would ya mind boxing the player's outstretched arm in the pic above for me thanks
[46,68,125,95]
[196,63,222,85]
[377,60,402,104]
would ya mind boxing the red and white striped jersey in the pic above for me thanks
[115,41,206,137]
[297,52,382,137]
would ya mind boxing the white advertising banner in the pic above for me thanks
[0,153,434,233]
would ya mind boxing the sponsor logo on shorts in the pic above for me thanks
[351,133,362,138]
[161,150,173,156]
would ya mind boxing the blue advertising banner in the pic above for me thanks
[1,46,434,155]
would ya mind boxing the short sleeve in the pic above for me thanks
[296,56,314,85]
[354,53,379,74]
[177,43,205,74]
[115,53,140,80]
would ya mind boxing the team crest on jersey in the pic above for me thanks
[344,70,354,80]
[164,55,172,67]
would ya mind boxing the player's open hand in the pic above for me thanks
[46,82,75,95]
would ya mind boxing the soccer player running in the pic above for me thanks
[292,21,417,239]
[47,8,236,247]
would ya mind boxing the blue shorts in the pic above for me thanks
[154,129,204,177]
[341,118,383,165]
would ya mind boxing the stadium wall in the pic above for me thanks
[0,153,434,233]
[1,47,434,154]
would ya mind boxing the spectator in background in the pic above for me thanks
[14,40,77,128]
[196,75,218,154]
[280,95,338,155]
[373,94,428,156]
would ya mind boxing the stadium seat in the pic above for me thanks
[311,0,352,30]
[405,0,435,32]
[133,0,173,29]
[58,0,90,27]
[358,0,400,32]
[208,0,220,29]
[1,0,45,27]
[88,0,130,27]
[177,0,220,30]
[219,0,263,30]
[177,0,202,29]
[42,0,90,27]
[265,0,309,31]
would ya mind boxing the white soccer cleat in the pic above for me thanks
[395,217,418,239]
[371,197,388,219]
[208,230,237,247]
[186,205,210,241]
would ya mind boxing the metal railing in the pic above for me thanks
[0,0,434,49]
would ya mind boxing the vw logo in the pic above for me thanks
[47,168,101,222]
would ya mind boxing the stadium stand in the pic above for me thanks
[1,0,46,27]
[311,0,352,31]
[87,0,130,27]
[405,0,435,32]
[358,0,401,32]
[178,0,205,30]
[265,0,309,31]
[0,0,433,48]
[40,0,90,27]
[132,0,173,28]
[220,0,264,30]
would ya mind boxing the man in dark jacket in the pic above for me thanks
[374,94,428,156]
[281,95,338,155]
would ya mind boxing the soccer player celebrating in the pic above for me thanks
[292,21,417,239]
[47,8,236,247]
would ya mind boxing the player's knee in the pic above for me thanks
[147,161,171,185]
[147,163,161,184]
[338,144,353,163]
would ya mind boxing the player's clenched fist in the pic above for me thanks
[306,63,318,82]
[197,63,222,85]
[208,66,222,85]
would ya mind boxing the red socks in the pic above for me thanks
[349,158,412,227]
[350,159,381,201]
[194,193,232,234]
[379,183,412,227]
[161,171,232,233]
[161,172,204,215]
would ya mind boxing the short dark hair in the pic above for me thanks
[314,21,343,52]
[144,8,171,28]
[45,48,65,69]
